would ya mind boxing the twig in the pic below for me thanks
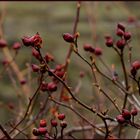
[0,124,11,139]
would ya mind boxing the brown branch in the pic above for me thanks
[0,124,11,139]
[4,73,44,137]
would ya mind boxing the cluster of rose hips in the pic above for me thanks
[105,23,131,50]
[22,33,66,93]
[0,38,27,85]
[62,32,102,56]
[0,39,21,64]
[39,64,65,93]
[83,44,102,56]
[51,113,67,130]
[32,113,67,138]
[32,119,48,137]
[116,107,138,124]
[0,38,21,50]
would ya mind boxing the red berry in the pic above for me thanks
[105,38,113,47]
[131,107,138,116]
[22,36,33,46]
[32,48,40,60]
[58,113,65,120]
[47,82,57,92]
[83,44,94,52]
[116,28,124,37]
[51,119,58,127]
[0,39,7,48]
[40,119,47,127]
[79,71,85,78]
[12,42,21,50]
[116,39,125,49]
[20,79,26,85]
[128,16,136,23]
[31,33,42,48]
[132,61,140,70]
[55,64,64,71]
[63,33,74,43]
[116,114,125,124]
[41,82,48,92]
[55,71,65,78]
[32,128,40,136]
[2,59,9,66]
[117,23,125,31]
[8,102,14,110]
[94,47,102,56]
[124,32,131,40]
[31,64,40,72]
[60,121,67,128]
[38,127,47,135]
[122,109,131,120]
[130,67,137,77]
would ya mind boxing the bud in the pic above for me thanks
[41,82,48,92]
[38,127,47,135]
[116,39,125,49]
[58,113,65,120]
[22,33,42,48]
[22,36,33,46]
[132,60,140,70]
[20,79,26,85]
[40,119,47,127]
[116,28,124,37]
[60,121,67,128]
[130,67,137,77]
[31,33,42,48]
[124,32,131,40]
[122,109,131,120]
[32,48,40,60]
[31,64,40,72]
[94,47,102,56]
[83,44,94,52]
[0,39,7,48]
[12,42,21,50]
[2,59,9,66]
[55,64,64,71]
[105,37,113,47]
[51,119,58,127]
[55,71,65,78]
[79,71,85,78]
[32,128,40,136]
[47,82,57,92]
[116,114,125,124]
[131,107,138,116]
[117,23,125,31]
[63,33,74,43]
[128,16,136,23]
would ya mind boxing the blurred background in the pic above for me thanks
[0,1,140,139]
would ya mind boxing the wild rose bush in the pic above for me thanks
[1,2,140,139]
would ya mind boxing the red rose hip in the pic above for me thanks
[40,119,47,127]
[122,109,131,120]
[58,113,65,120]
[63,33,74,43]
[116,114,125,124]
[0,39,7,48]
[132,61,140,70]
[38,127,47,135]
[51,119,58,127]
[131,107,138,116]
